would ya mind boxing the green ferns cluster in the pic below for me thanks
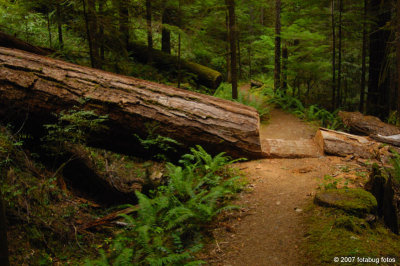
[86,146,244,265]
[267,91,343,130]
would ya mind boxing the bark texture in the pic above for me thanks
[127,42,222,92]
[339,111,400,136]
[0,47,262,159]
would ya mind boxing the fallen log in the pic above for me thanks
[0,31,52,56]
[0,47,262,159]
[314,128,380,158]
[127,42,222,92]
[339,111,400,136]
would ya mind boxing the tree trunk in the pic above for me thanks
[226,0,238,99]
[367,0,391,119]
[360,0,367,113]
[226,11,231,83]
[0,47,262,159]
[56,2,63,48]
[397,0,400,119]
[118,0,130,49]
[331,0,336,110]
[0,189,9,266]
[99,0,105,61]
[88,0,100,68]
[146,0,153,63]
[161,4,172,54]
[274,0,281,92]
[337,0,343,108]
[82,0,95,68]
[46,10,52,48]
[127,42,222,92]
[282,45,288,91]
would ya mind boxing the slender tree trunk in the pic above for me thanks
[177,0,182,88]
[99,0,105,61]
[282,45,288,92]
[237,35,241,79]
[82,0,95,68]
[146,0,153,63]
[0,190,9,266]
[331,0,336,110]
[88,0,100,68]
[46,10,52,48]
[226,11,231,82]
[360,0,367,113]
[56,2,63,48]
[397,0,400,118]
[161,1,171,54]
[119,0,129,50]
[274,0,282,92]
[226,0,238,99]
[337,0,343,108]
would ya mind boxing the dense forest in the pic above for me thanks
[1,0,400,265]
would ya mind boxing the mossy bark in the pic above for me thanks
[127,42,222,92]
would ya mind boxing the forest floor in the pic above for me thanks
[202,106,356,265]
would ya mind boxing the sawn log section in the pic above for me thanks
[0,48,263,159]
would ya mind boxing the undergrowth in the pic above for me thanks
[214,83,270,119]
[85,145,245,265]
[267,90,343,130]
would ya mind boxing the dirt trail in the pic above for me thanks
[205,108,341,265]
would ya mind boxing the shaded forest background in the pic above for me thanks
[1,0,399,120]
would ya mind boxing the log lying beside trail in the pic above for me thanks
[127,42,223,92]
[0,47,262,159]
[339,111,400,136]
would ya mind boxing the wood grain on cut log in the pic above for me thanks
[0,47,262,159]
[314,128,380,158]
[339,111,400,136]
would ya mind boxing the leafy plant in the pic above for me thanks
[86,146,245,265]
[135,122,182,161]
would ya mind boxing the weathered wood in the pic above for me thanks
[250,80,263,88]
[0,47,262,159]
[261,139,322,158]
[339,111,400,136]
[314,128,379,158]
[127,42,222,92]
[0,31,52,56]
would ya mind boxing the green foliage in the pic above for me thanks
[389,152,400,184]
[43,108,108,154]
[387,111,400,126]
[86,146,245,265]
[214,83,270,119]
[268,91,343,129]
[135,122,182,161]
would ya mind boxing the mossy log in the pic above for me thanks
[0,47,262,159]
[127,42,222,92]
[314,188,377,217]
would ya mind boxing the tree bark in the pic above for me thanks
[367,0,391,119]
[226,11,231,82]
[82,0,95,68]
[397,0,400,119]
[339,111,400,136]
[161,2,172,54]
[146,0,153,63]
[274,0,281,92]
[331,0,336,110]
[56,2,63,48]
[360,0,367,113]
[337,0,343,108]
[118,0,130,49]
[0,47,262,159]
[282,45,288,91]
[226,0,238,99]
